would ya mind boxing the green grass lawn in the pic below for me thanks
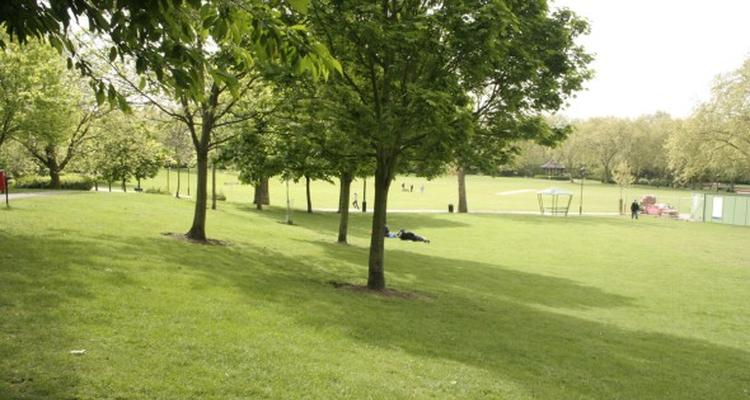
[132,169,696,214]
[2,194,749,399]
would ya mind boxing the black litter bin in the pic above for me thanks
[448,204,454,213]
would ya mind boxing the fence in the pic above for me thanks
[691,192,750,227]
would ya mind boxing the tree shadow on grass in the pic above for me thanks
[220,241,749,399]
[0,226,152,399]
[230,204,471,242]
[0,230,101,399]
[2,223,749,399]
[300,239,634,310]
[120,232,749,399]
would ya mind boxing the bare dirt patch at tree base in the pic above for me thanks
[160,232,230,246]
[327,281,428,300]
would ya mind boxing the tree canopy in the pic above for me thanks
[309,0,593,289]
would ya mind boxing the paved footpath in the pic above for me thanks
[3,193,688,220]
[316,208,622,216]
[4,189,149,200]
[4,191,85,200]
[317,208,691,219]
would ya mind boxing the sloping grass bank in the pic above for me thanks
[1,194,748,399]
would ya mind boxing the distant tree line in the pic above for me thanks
[508,59,750,190]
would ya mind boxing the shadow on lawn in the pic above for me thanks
[2,221,749,399]
[222,239,749,399]
[231,204,471,237]
[0,230,100,399]
[128,229,749,399]
[151,230,748,399]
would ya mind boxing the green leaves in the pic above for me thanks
[288,0,310,15]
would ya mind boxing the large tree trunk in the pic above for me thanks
[186,108,212,241]
[253,177,270,209]
[367,159,394,290]
[602,163,612,183]
[457,165,468,213]
[186,147,209,240]
[176,166,181,198]
[49,168,61,190]
[261,177,269,204]
[45,146,62,190]
[254,183,263,210]
[337,172,353,244]
[305,175,313,213]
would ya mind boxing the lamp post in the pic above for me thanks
[579,166,587,215]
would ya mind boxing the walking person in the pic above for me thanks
[352,192,360,210]
[631,199,640,220]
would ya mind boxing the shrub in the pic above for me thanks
[215,192,227,201]
[14,175,94,190]
[12,176,48,189]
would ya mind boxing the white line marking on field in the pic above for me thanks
[495,189,535,196]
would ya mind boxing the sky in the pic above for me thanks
[552,0,750,119]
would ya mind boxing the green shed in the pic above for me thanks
[691,192,750,227]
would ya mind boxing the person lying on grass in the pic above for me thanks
[384,225,397,238]
[397,229,430,243]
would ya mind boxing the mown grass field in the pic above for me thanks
[131,169,696,214]
[1,193,748,399]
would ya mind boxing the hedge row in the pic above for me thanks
[13,175,95,190]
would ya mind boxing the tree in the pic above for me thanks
[0,140,37,178]
[1,0,338,109]
[451,2,592,212]
[552,123,585,180]
[667,59,750,188]
[311,0,592,289]
[612,160,635,214]
[87,111,167,192]
[219,119,281,211]
[158,121,194,196]
[626,113,674,182]
[12,42,105,189]
[575,118,631,183]
[314,87,373,244]
[262,79,372,242]
[273,94,338,215]
[216,84,287,211]
[0,35,43,151]
[6,0,339,240]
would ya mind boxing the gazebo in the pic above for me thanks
[537,187,573,216]
[540,159,565,177]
